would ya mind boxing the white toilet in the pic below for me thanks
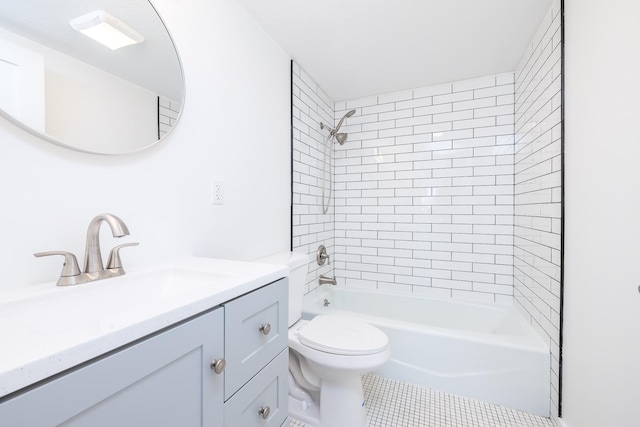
[258,251,390,427]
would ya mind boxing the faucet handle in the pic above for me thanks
[34,251,81,277]
[316,245,330,266]
[106,242,139,270]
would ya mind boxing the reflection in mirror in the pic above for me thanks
[0,0,184,155]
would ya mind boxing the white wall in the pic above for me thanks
[0,0,292,296]
[562,0,640,426]
[45,59,158,154]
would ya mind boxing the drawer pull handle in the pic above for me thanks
[259,406,271,420]
[259,323,271,335]
[210,358,226,374]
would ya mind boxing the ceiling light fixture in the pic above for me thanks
[70,10,144,51]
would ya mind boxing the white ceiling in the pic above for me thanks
[235,0,554,102]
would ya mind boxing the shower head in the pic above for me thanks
[334,109,356,133]
[319,109,356,144]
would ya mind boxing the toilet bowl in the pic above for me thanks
[289,316,390,427]
[257,251,390,427]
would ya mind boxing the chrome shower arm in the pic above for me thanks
[320,122,336,135]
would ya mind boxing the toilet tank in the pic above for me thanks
[256,251,308,327]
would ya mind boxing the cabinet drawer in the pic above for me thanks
[224,278,288,399]
[224,349,288,427]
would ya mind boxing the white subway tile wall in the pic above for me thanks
[290,1,561,418]
[332,74,516,303]
[159,96,181,138]
[513,0,562,420]
[291,63,335,292]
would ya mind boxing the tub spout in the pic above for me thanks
[319,275,336,286]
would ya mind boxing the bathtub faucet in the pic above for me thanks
[319,275,337,286]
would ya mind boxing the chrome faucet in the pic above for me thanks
[319,275,337,286]
[84,213,130,273]
[35,213,138,286]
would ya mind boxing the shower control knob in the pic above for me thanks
[259,406,270,420]
[259,323,271,335]
[316,244,330,266]
[210,358,226,374]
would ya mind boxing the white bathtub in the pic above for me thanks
[302,286,550,416]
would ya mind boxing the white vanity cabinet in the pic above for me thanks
[0,277,289,427]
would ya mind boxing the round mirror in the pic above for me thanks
[0,0,184,155]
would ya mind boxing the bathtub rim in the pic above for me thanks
[302,285,550,354]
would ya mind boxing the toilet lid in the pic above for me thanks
[298,315,388,356]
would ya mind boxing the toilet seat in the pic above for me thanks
[298,315,388,356]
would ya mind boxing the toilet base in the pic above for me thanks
[289,375,367,427]
[288,394,320,426]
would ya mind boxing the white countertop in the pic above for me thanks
[0,257,287,397]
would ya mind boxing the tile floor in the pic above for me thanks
[289,374,555,427]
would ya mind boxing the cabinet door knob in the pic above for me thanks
[259,406,270,420]
[259,323,271,335]
[210,358,226,374]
